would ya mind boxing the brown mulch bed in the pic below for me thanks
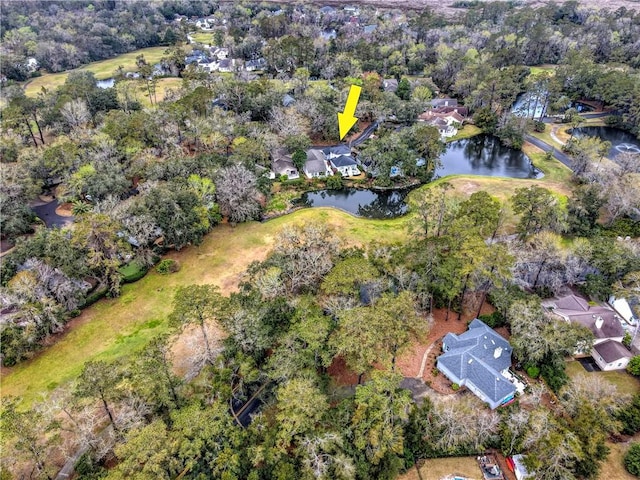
[55,202,74,217]
[396,303,497,394]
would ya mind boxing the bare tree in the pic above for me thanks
[215,164,262,224]
[60,99,91,130]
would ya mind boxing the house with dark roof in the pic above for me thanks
[304,149,332,178]
[383,78,398,93]
[431,97,458,108]
[330,155,359,177]
[545,294,625,345]
[270,149,299,179]
[592,339,632,371]
[322,144,351,160]
[437,319,517,409]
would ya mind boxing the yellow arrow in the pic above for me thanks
[337,84,361,140]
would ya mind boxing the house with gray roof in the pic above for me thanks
[592,339,632,371]
[270,149,299,179]
[437,319,517,409]
[322,144,351,160]
[304,149,332,179]
[430,97,458,108]
[330,155,359,177]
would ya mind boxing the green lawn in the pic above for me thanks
[566,360,640,396]
[447,124,482,142]
[23,46,172,96]
[190,31,215,45]
[529,64,557,76]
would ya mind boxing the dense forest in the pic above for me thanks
[1,0,640,479]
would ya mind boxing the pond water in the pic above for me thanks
[573,126,640,158]
[296,188,411,219]
[96,77,115,89]
[437,135,541,179]
[512,92,546,119]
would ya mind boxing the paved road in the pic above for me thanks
[524,134,574,171]
[350,120,378,147]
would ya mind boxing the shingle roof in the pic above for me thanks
[305,149,327,174]
[331,155,357,167]
[437,319,516,406]
[593,339,631,363]
[322,145,351,156]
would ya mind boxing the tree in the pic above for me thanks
[628,356,640,376]
[625,443,640,477]
[215,164,262,224]
[352,371,412,469]
[169,285,224,364]
[276,378,329,451]
[511,185,564,239]
[395,78,411,100]
[0,397,60,480]
[75,360,125,432]
[292,149,307,172]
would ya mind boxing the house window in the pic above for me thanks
[618,362,623,367]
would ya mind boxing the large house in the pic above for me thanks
[545,294,626,345]
[304,149,333,179]
[437,319,517,409]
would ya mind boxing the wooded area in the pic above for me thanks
[1,0,640,479]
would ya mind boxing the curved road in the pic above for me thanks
[524,134,574,171]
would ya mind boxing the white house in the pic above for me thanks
[304,149,333,179]
[330,155,359,177]
[592,339,632,371]
[271,149,300,180]
[511,454,533,480]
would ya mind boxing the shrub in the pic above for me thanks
[526,365,540,379]
[326,174,344,190]
[541,362,568,392]
[478,311,506,328]
[118,262,147,283]
[81,285,108,308]
[624,332,633,349]
[533,120,546,132]
[625,443,640,476]
[451,383,460,391]
[628,356,640,376]
[156,259,180,275]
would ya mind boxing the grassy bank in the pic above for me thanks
[23,46,171,96]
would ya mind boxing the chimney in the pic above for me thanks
[494,347,503,359]
[595,316,604,329]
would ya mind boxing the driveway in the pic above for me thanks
[31,200,74,228]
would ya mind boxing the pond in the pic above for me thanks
[573,126,640,158]
[437,135,541,179]
[296,188,411,219]
[96,77,115,89]
[295,135,539,219]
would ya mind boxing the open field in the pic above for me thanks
[190,31,216,45]
[399,457,480,480]
[23,46,170,96]
[566,360,640,397]
[134,77,184,107]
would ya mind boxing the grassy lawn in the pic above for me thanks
[190,31,216,45]
[529,64,557,76]
[566,360,640,396]
[1,209,409,407]
[23,46,171,96]
[398,456,480,480]
[601,437,639,480]
[447,124,482,142]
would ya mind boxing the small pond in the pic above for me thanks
[296,188,411,219]
[437,135,541,179]
[96,78,115,89]
[512,92,546,119]
[573,126,640,158]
